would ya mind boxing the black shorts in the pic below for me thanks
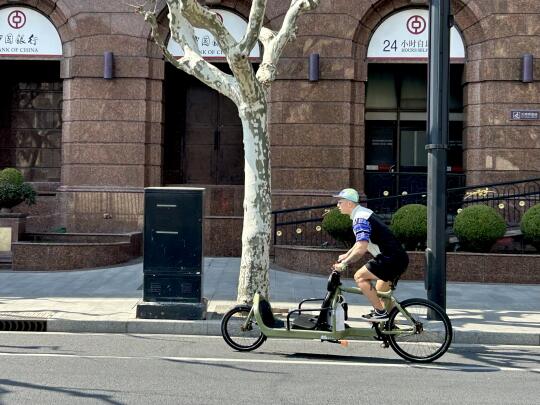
[365,252,409,282]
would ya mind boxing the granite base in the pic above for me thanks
[136,299,208,320]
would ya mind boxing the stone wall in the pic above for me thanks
[1,0,539,257]
[273,245,540,284]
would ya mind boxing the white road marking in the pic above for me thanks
[0,351,538,373]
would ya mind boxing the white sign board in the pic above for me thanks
[367,9,465,62]
[0,7,62,59]
[166,9,260,60]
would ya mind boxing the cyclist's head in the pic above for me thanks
[333,188,359,203]
[332,188,359,214]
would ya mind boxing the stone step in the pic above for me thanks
[0,252,12,270]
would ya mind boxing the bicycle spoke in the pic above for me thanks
[388,299,452,362]
[221,306,266,351]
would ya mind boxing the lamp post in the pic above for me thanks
[426,0,450,309]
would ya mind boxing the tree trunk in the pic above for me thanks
[236,100,271,304]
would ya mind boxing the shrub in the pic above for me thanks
[0,168,24,185]
[390,204,427,250]
[520,203,540,251]
[0,168,36,210]
[322,208,355,248]
[453,205,506,252]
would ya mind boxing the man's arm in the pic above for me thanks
[335,240,368,271]
[338,245,355,262]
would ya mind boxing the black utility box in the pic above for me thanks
[137,187,206,319]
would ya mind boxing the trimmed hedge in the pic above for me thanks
[520,203,540,251]
[321,208,355,247]
[390,204,427,250]
[0,168,36,210]
[453,205,506,252]
[0,168,24,185]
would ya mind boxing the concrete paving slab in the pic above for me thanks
[0,257,538,346]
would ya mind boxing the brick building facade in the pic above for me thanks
[1,0,539,256]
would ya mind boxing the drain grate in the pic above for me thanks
[0,319,47,332]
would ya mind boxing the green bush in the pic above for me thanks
[322,208,355,248]
[0,168,24,185]
[453,205,506,252]
[390,204,427,250]
[520,203,540,251]
[0,168,36,210]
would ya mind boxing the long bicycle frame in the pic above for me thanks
[247,284,416,341]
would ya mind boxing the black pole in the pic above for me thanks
[425,0,450,309]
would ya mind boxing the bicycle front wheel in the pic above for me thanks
[386,298,452,363]
[221,305,266,352]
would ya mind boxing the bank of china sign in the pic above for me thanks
[368,9,465,62]
[0,7,62,59]
[167,9,260,60]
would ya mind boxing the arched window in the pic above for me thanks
[0,6,63,182]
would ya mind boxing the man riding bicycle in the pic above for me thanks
[331,188,409,322]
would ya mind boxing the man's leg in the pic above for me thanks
[354,266,385,310]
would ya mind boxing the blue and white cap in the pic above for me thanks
[332,188,359,203]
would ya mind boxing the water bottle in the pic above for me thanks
[335,304,345,331]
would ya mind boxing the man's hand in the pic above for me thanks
[337,254,348,262]
[333,262,348,272]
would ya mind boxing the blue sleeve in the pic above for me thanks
[353,218,371,242]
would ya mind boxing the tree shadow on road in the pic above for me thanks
[448,345,540,371]
[0,379,124,405]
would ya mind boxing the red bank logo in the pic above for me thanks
[406,15,426,35]
[8,10,26,29]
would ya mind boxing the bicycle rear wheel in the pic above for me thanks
[386,298,452,363]
[221,305,266,351]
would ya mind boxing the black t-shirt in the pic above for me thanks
[351,205,406,257]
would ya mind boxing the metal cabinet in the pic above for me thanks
[142,187,204,303]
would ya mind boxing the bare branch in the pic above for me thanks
[238,0,267,56]
[133,2,240,104]
[272,0,319,62]
[171,0,237,55]
[256,0,320,86]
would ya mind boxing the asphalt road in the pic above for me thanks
[0,333,538,404]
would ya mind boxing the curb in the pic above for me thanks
[43,319,540,346]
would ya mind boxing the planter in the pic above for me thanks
[273,245,540,284]
[11,232,142,271]
[0,199,23,211]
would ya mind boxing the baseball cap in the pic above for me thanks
[332,188,359,203]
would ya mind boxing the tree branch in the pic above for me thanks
[256,0,320,86]
[171,0,237,55]
[133,2,240,104]
[238,0,267,56]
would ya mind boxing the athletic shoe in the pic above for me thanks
[362,309,389,322]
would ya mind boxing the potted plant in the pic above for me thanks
[0,168,37,213]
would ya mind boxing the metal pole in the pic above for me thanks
[425,0,450,309]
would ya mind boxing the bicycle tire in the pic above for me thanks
[221,305,266,352]
[386,298,452,363]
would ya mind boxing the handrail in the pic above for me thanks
[272,176,540,247]
[272,176,540,216]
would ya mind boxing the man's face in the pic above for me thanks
[337,199,353,215]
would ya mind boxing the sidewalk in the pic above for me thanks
[0,257,539,345]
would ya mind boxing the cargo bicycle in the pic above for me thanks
[221,271,452,363]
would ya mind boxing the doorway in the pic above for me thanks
[163,64,244,185]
